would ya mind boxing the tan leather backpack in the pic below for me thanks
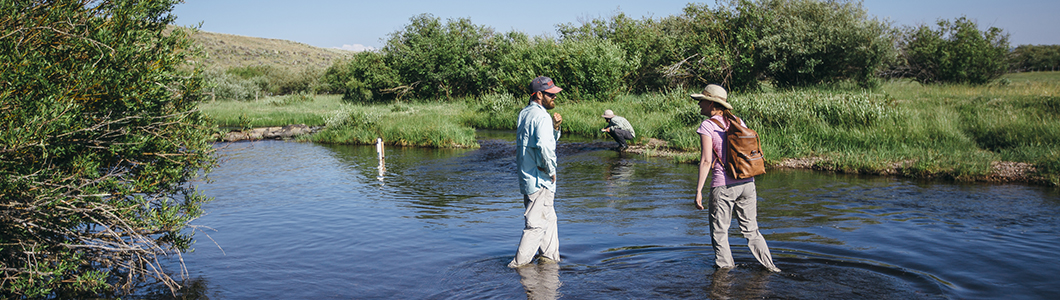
[709,116,766,179]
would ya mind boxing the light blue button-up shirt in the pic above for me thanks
[516,101,560,195]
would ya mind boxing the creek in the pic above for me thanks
[168,134,1060,299]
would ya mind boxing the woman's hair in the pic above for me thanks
[722,109,735,120]
[706,100,736,123]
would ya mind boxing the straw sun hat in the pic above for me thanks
[690,84,732,110]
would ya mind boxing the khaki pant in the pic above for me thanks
[510,188,560,268]
[709,182,780,271]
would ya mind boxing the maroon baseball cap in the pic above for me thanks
[530,76,562,94]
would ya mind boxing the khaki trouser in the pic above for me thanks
[510,188,560,268]
[709,182,779,271]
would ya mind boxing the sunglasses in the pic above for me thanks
[542,92,556,98]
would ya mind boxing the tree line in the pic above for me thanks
[317,0,1027,103]
[1010,45,1060,72]
[204,0,1058,103]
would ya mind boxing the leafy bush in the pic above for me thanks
[204,69,261,100]
[225,65,278,94]
[382,14,500,100]
[674,1,770,92]
[559,13,682,92]
[546,38,634,100]
[492,35,562,96]
[756,0,895,88]
[1,0,214,296]
[900,17,1010,85]
[324,51,401,103]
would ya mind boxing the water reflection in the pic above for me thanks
[707,268,771,300]
[515,262,561,300]
[603,156,635,186]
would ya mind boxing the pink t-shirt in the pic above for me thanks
[697,115,755,188]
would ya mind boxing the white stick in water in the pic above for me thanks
[376,138,384,160]
[376,138,386,181]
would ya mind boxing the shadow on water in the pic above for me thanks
[144,135,1060,299]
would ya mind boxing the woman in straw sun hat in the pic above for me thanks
[691,84,781,273]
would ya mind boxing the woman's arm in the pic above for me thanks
[695,133,713,210]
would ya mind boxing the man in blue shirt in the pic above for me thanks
[510,76,563,268]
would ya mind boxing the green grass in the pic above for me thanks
[198,94,343,128]
[199,71,1060,186]
[308,102,477,148]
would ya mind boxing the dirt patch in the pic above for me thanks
[623,138,686,158]
[985,161,1038,182]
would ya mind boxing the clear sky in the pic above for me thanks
[172,0,1060,51]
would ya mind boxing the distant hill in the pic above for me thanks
[182,27,355,71]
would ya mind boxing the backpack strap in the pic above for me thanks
[707,118,726,169]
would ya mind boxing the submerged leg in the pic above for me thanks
[733,183,780,272]
[510,188,558,267]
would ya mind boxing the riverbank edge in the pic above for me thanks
[622,141,1051,186]
[212,124,322,142]
[215,126,1052,187]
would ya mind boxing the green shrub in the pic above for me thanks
[493,36,562,96]
[493,36,635,101]
[382,14,499,100]
[205,69,262,100]
[901,16,1010,85]
[756,0,895,88]
[558,13,682,92]
[322,0,907,102]
[675,1,769,92]
[550,38,635,100]
[324,51,401,103]
[1,0,214,296]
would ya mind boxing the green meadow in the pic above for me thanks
[199,72,1060,186]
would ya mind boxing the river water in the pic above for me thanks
[165,135,1060,299]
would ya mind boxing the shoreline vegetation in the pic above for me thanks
[191,2,1058,187]
[200,72,1060,187]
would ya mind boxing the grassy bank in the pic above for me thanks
[199,72,1060,186]
[199,93,340,128]
[312,102,477,148]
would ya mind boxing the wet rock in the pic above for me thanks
[267,124,312,139]
[217,124,317,142]
[223,131,248,142]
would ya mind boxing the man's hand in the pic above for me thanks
[553,112,563,131]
